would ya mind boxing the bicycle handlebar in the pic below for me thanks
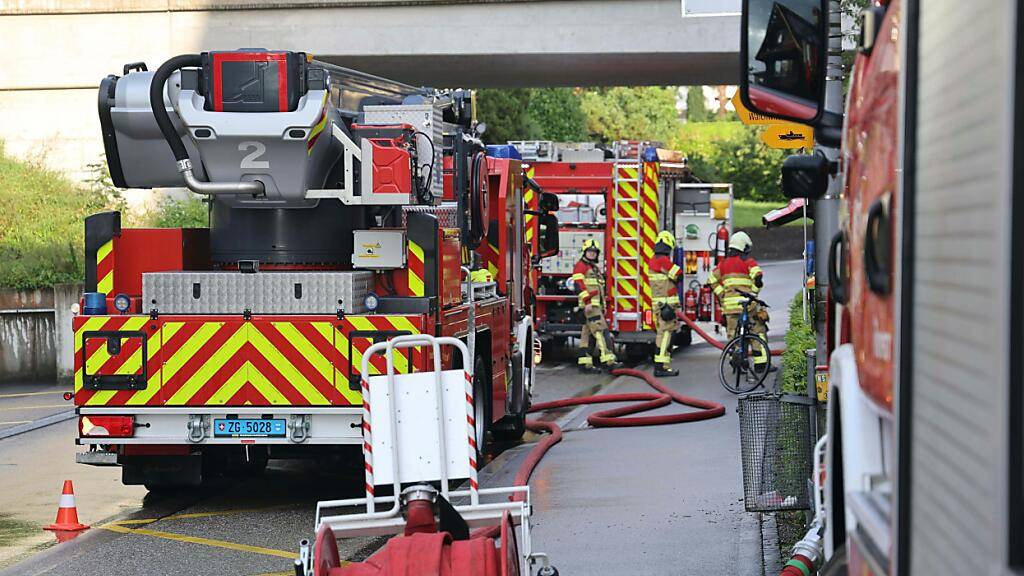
[735,290,769,308]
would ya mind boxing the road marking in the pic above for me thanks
[115,505,292,525]
[0,391,68,399]
[100,522,297,559]
[0,420,32,425]
[0,404,66,411]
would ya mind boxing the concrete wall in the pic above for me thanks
[0,291,57,384]
[0,285,82,385]
[0,0,737,180]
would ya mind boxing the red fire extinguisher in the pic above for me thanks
[715,222,730,263]
[699,283,713,322]
[684,281,699,321]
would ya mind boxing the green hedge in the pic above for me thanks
[0,148,110,290]
[781,291,816,393]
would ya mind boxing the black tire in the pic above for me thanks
[673,325,692,348]
[719,333,771,394]
[493,343,531,442]
[472,354,492,459]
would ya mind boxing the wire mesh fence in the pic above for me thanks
[738,392,814,512]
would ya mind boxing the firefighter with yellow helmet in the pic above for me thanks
[571,238,619,372]
[649,231,683,377]
[707,231,771,371]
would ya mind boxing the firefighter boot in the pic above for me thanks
[577,353,600,374]
[593,333,621,371]
[654,365,680,378]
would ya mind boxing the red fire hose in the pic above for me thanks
[473,368,725,539]
[677,312,785,357]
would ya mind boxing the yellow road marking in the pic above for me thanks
[0,404,66,412]
[100,523,296,559]
[0,391,69,399]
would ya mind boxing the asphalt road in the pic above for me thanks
[0,260,802,575]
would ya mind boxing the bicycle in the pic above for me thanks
[718,290,772,394]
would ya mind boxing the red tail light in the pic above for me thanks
[79,416,135,438]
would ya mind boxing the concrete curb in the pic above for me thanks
[0,410,75,441]
[761,512,784,575]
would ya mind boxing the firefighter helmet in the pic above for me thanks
[580,238,601,259]
[656,231,676,249]
[729,231,753,252]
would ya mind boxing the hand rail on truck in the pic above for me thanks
[312,333,538,573]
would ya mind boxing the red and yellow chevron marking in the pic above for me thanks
[612,165,641,314]
[485,241,500,279]
[72,315,423,407]
[640,163,660,329]
[96,239,114,295]
[407,240,425,296]
[523,183,537,245]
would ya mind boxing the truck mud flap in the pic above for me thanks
[121,454,202,486]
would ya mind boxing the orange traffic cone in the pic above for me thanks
[44,480,89,532]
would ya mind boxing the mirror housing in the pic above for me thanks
[537,213,560,258]
[740,0,829,124]
[538,191,559,213]
[781,152,830,200]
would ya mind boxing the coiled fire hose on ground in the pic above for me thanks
[473,367,726,539]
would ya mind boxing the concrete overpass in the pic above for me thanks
[0,0,738,178]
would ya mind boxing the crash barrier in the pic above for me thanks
[737,392,815,512]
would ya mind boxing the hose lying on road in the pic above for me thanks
[473,368,725,538]
[678,312,785,357]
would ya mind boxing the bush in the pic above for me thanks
[781,290,816,393]
[0,147,111,290]
[149,196,208,228]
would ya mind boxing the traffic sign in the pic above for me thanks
[731,92,786,126]
[761,123,815,149]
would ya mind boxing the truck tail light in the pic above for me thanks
[80,416,135,438]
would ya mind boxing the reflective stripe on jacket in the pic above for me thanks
[708,255,763,314]
[572,259,604,302]
[649,254,682,304]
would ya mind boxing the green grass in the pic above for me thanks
[0,146,110,290]
[0,514,37,547]
[732,199,812,230]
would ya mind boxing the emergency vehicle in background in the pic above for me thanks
[73,50,558,488]
[741,0,1024,574]
[510,140,734,360]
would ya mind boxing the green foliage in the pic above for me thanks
[0,146,110,290]
[671,121,788,201]
[781,291,817,393]
[149,196,208,228]
[685,87,712,123]
[525,88,588,142]
[580,86,680,143]
[475,88,540,144]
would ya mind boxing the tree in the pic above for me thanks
[580,86,681,143]
[474,88,540,144]
[686,87,711,122]
[526,88,588,141]
[671,121,788,202]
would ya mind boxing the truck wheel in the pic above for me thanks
[493,348,530,442]
[673,326,692,348]
[472,354,492,459]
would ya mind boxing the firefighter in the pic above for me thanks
[650,231,683,377]
[707,231,770,371]
[571,239,619,372]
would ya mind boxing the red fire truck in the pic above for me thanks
[741,0,1024,573]
[513,141,733,360]
[73,51,557,488]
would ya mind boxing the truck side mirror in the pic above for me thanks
[740,0,829,124]
[538,191,559,213]
[781,153,830,200]
[538,213,560,258]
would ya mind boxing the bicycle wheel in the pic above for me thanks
[719,333,771,394]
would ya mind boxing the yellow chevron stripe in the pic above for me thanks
[617,180,637,198]
[75,317,112,354]
[408,241,425,296]
[166,324,246,405]
[617,240,639,258]
[348,316,410,374]
[124,321,186,406]
[618,259,638,278]
[620,167,638,179]
[618,220,638,240]
[272,322,333,385]
[617,200,638,219]
[247,326,329,405]
[242,362,293,405]
[82,316,149,377]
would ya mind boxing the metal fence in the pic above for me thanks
[737,392,815,512]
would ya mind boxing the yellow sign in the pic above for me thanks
[761,123,815,149]
[815,369,829,402]
[730,92,786,126]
